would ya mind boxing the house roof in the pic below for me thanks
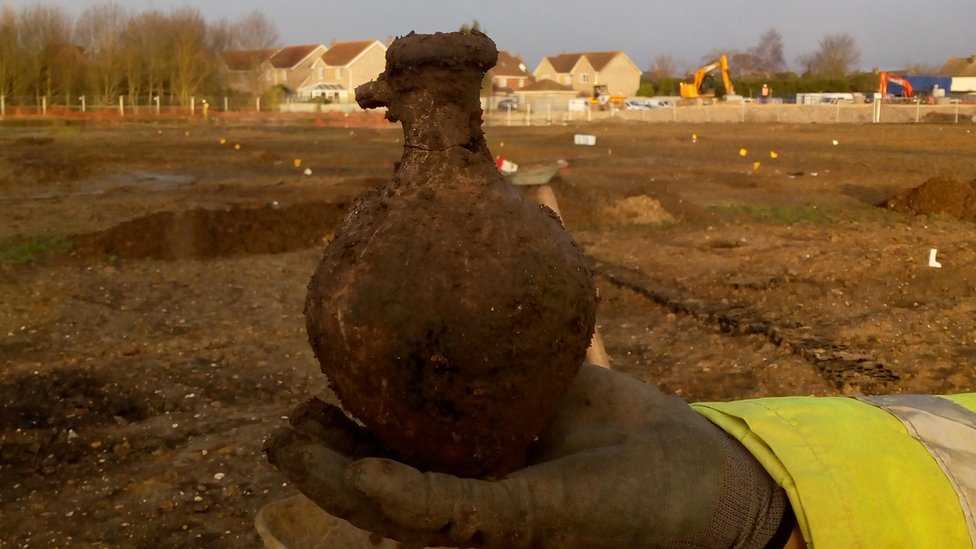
[269,44,323,69]
[544,53,585,73]
[940,54,976,76]
[322,40,381,67]
[520,78,575,92]
[222,49,276,71]
[491,51,530,77]
[542,51,626,73]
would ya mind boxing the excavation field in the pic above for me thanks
[1,118,975,546]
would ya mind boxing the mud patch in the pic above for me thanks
[881,176,976,221]
[73,199,349,260]
[0,367,150,431]
[0,367,154,469]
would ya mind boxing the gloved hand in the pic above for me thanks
[265,364,792,548]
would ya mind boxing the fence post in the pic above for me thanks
[154,96,160,115]
[79,95,86,113]
[224,97,228,112]
[1,95,4,117]
[256,97,261,111]
[525,104,531,126]
[915,98,920,123]
[42,96,47,116]
[190,96,195,116]
[119,95,125,117]
[672,102,677,122]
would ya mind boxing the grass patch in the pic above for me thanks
[709,203,827,224]
[0,235,72,265]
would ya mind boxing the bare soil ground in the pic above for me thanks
[2,116,975,547]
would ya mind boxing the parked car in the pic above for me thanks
[644,98,673,108]
[624,99,649,110]
[497,98,518,111]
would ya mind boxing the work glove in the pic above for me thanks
[265,364,791,548]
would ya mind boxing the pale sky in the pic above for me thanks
[7,0,975,73]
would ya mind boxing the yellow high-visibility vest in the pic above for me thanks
[693,394,976,549]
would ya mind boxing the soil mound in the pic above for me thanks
[74,200,348,260]
[603,195,675,225]
[881,176,976,221]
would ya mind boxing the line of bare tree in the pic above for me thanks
[0,3,279,108]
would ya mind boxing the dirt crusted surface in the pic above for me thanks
[1,119,976,546]
[305,32,597,478]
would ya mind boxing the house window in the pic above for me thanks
[498,77,508,87]
[580,73,589,83]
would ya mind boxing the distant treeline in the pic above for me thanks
[0,4,280,107]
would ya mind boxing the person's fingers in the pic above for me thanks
[263,428,448,548]
[264,427,364,518]
[287,397,384,459]
[348,457,534,547]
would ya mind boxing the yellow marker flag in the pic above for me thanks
[753,161,761,170]
[739,148,748,156]
[770,151,778,159]
[294,159,302,168]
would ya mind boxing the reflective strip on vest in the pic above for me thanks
[859,395,976,548]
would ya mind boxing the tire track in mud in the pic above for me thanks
[589,259,900,392]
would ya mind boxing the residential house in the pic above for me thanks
[266,44,329,93]
[297,40,387,103]
[219,44,326,96]
[512,79,579,112]
[488,51,533,95]
[939,54,976,94]
[220,49,277,94]
[533,51,641,98]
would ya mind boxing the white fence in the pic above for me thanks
[483,102,976,127]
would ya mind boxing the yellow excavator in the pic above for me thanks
[680,55,735,99]
[590,84,626,110]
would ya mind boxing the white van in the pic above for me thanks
[568,98,589,112]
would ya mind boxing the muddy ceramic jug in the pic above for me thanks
[304,31,597,478]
